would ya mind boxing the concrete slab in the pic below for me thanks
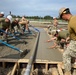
[0,27,62,62]
[35,28,62,62]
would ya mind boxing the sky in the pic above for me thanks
[0,0,76,17]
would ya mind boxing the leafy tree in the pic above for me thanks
[44,15,53,20]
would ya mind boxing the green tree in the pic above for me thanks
[44,15,53,20]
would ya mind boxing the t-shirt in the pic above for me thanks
[0,18,5,28]
[68,16,76,40]
[11,21,19,29]
[0,20,11,30]
[57,30,69,41]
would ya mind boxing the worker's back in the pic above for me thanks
[58,30,69,40]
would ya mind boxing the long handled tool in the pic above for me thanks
[0,40,22,52]
[0,29,20,40]
[0,40,28,57]
[0,29,27,44]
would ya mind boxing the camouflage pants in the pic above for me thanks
[63,40,76,71]
[14,26,18,33]
[19,24,25,33]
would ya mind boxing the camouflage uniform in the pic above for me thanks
[19,17,29,34]
[55,30,69,48]
[0,19,11,41]
[63,40,76,71]
[0,18,5,36]
[49,25,57,35]
[63,16,76,72]
[0,17,5,28]
[50,18,58,35]
[11,20,19,33]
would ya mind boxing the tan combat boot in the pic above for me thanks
[64,71,71,75]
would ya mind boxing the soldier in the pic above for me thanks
[57,30,70,49]
[19,16,29,34]
[47,30,70,49]
[11,18,20,35]
[59,7,76,75]
[0,12,5,26]
[53,17,58,30]
[1,15,12,42]
[0,12,5,36]
[49,17,58,35]
[0,12,4,18]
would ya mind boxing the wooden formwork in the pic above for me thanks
[32,61,63,75]
[0,61,16,75]
[0,59,76,75]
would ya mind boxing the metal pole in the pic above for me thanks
[24,29,40,75]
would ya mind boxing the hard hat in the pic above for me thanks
[0,12,4,15]
[59,7,69,18]
[7,15,12,23]
[53,17,56,19]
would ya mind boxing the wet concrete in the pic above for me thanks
[0,27,62,62]
[35,28,62,62]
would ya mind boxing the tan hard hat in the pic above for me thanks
[59,7,69,18]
